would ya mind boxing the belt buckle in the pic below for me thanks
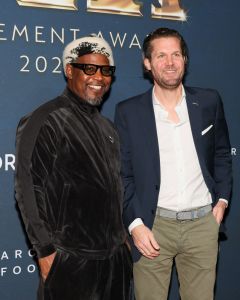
[176,211,183,220]
[176,210,192,220]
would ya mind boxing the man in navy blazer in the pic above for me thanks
[115,28,232,300]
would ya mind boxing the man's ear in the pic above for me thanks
[183,56,188,65]
[65,64,73,79]
[143,58,151,72]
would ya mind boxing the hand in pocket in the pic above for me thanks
[38,251,57,281]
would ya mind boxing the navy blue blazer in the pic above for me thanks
[114,86,232,262]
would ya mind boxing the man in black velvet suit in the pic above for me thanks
[15,35,132,300]
[115,28,232,300]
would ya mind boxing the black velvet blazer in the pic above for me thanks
[15,88,126,259]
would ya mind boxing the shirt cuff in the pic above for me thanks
[128,218,144,234]
[218,198,228,208]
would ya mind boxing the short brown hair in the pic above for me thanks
[143,27,188,62]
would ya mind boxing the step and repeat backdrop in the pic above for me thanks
[0,1,239,299]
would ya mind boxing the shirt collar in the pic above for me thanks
[152,86,188,124]
[152,85,186,107]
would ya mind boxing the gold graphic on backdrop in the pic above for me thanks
[16,0,186,21]
[152,0,186,21]
[16,0,77,10]
[87,0,142,17]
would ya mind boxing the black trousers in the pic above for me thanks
[38,244,133,300]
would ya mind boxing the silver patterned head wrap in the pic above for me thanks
[62,35,114,75]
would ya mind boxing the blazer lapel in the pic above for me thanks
[185,88,204,165]
[138,89,160,183]
[136,87,205,184]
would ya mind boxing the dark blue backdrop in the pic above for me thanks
[0,1,239,299]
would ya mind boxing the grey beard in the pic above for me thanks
[85,96,103,106]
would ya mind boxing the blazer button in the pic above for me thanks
[155,185,159,190]
[151,209,155,215]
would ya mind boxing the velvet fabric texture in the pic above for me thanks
[38,244,132,300]
[15,88,132,298]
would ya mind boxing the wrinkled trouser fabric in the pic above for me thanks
[133,212,219,300]
[38,244,133,300]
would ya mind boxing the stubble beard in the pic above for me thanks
[156,68,184,90]
[156,76,183,90]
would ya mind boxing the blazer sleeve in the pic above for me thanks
[214,95,232,201]
[114,104,144,228]
[15,114,59,258]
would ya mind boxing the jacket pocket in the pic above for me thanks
[56,183,70,231]
[44,249,61,286]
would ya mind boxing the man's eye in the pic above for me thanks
[85,65,96,72]
[102,67,110,72]
[174,53,182,57]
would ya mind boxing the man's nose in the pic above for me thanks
[92,68,104,80]
[166,55,174,65]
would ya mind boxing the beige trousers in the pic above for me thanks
[133,212,219,300]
